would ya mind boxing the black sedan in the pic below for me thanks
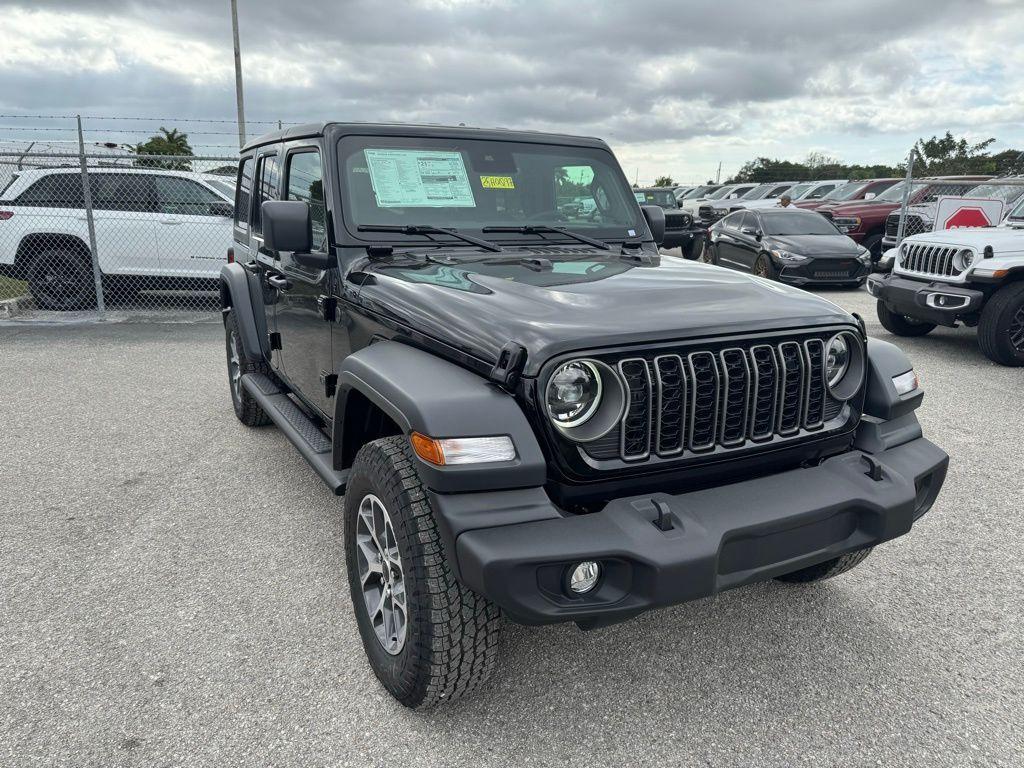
[704,208,872,287]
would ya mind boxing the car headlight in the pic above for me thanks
[546,360,602,427]
[856,246,871,263]
[953,248,975,271]
[833,216,861,233]
[824,332,865,400]
[770,249,808,263]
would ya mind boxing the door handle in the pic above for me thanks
[160,219,183,225]
[267,274,292,290]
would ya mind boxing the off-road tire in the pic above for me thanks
[224,310,272,426]
[876,301,936,337]
[26,249,95,311]
[754,253,776,280]
[344,436,502,709]
[775,547,873,583]
[977,282,1024,366]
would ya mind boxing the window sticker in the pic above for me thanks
[364,149,476,208]
[480,175,515,190]
[634,191,647,204]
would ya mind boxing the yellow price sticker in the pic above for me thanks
[480,175,515,189]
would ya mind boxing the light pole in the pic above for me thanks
[230,0,246,148]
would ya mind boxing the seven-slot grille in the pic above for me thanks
[898,242,966,278]
[586,335,849,463]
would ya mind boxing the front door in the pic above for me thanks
[275,146,335,416]
[153,175,233,279]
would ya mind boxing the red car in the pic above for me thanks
[817,176,991,263]
[794,178,900,212]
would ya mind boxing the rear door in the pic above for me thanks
[153,175,233,279]
[275,145,335,416]
[89,173,160,276]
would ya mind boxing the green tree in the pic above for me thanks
[653,175,675,187]
[134,127,194,170]
[912,131,995,176]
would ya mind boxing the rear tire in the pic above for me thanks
[876,301,936,337]
[775,548,873,583]
[224,310,272,426]
[344,436,502,709]
[27,249,95,311]
[977,282,1024,366]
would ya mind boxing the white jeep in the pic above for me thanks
[0,167,235,310]
[868,194,1024,365]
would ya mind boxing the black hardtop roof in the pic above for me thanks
[242,121,610,153]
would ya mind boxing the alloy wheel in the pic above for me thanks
[227,330,242,402]
[355,493,408,655]
[1010,302,1024,352]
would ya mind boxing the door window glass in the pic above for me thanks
[91,174,156,212]
[252,153,280,235]
[154,176,223,215]
[235,156,254,228]
[285,151,327,249]
[806,184,836,199]
[17,174,86,208]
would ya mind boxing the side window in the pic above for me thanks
[739,212,756,231]
[723,212,742,231]
[153,176,223,216]
[251,153,280,236]
[807,184,835,199]
[17,174,85,208]
[235,156,254,228]
[768,184,790,197]
[91,174,156,212]
[285,151,327,249]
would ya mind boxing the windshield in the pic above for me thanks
[786,183,812,199]
[823,181,867,201]
[739,184,774,200]
[875,180,925,202]
[634,189,677,208]
[337,135,642,244]
[964,182,1024,204]
[1008,196,1024,220]
[682,185,714,199]
[705,186,736,200]
[761,211,841,236]
[204,178,236,200]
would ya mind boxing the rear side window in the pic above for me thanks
[722,212,743,231]
[285,150,327,249]
[90,174,157,213]
[235,156,254,228]
[251,153,280,236]
[17,174,86,208]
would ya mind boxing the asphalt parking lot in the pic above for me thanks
[1,287,1021,767]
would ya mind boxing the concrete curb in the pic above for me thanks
[0,294,36,319]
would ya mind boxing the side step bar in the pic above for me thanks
[240,372,348,494]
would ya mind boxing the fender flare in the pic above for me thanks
[333,341,547,493]
[219,263,266,362]
[864,337,924,421]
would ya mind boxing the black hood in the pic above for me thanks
[353,250,853,376]
[765,234,861,256]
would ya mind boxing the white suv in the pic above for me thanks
[0,167,234,310]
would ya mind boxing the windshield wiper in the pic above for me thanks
[482,225,611,251]
[357,224,503,253]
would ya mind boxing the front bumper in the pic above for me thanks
[867,273,986,326]
[776,256,871,286]
[443,436,947,627]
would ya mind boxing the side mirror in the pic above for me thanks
[262,200,312,253]
[641,204,666,246]
[209,201,234,217]
[740,225,758,237]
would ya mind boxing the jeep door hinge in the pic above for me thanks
[317,295,337,322]
[320,371,338,398]
[268,332,282,350]
[489,341,527,389]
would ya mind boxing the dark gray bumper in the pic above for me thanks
[868,273,986,326]
[442,436,948,627]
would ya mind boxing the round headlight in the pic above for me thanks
[825,334,850,389]
[953,248,975,271]
[546,360,602,427]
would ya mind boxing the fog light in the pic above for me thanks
[569,561,601,594]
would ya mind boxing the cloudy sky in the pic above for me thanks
[1,0,1022,184]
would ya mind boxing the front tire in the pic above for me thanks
[977,282,1024,366]
[224,310,272,426]
[775,548,873,583]
[344,436,502,709]
[754,253,776,280]
[876,301,936,337]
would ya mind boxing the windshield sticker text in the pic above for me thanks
[364,149,476,208]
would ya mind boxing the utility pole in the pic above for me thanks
[716,161,722,184]
[230,0,246,148]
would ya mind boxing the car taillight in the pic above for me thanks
[227,247,234,264]
[0,211,13,221]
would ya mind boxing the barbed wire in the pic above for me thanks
[0,114,300,125]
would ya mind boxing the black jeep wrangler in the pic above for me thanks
[220,122,948,709]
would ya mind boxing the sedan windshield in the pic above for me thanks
[337,135,642,244]
[761,211,841,236]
